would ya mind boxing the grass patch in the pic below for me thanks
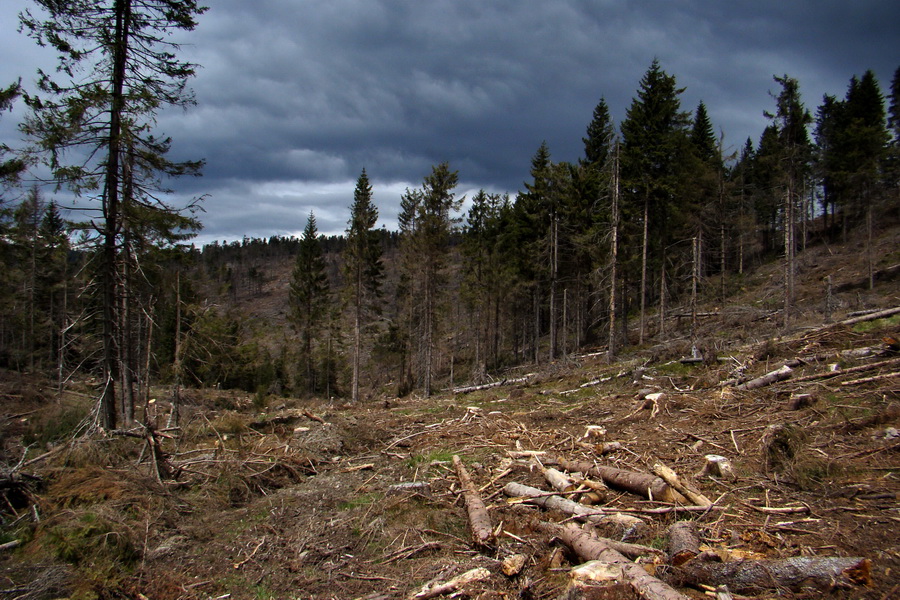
[405,449,456,469]
[338,492,382,511]
[852,313,900,333]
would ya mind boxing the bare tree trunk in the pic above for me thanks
[691,236,698,356]
[639,196,649,345]
[866,203,874,291]
[608,142,620,360]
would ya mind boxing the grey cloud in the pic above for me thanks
[2,0,898,243]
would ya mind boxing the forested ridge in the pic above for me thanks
[3,56,900,414]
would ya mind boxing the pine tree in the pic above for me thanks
[461,190,508,378]
[690,102,718,164]
[397,162,461,396]
[343,169,383,403]
[0,82,25,186]
[19,0,206,428]
[289,212,329,395]
[766,75,812,326]
[620,59,690,343]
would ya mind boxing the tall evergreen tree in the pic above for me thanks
[343,169,383,403]
[19,0,206,428]
[620,59,690,343]
[690,102,718,164]
[397,162,460,396]
[461,190,509,378]
[289,212,329,395]
[766,74,812,326]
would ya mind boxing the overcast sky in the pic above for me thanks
[1,1,898,245]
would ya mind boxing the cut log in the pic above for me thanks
[650,463,712,507]
[556,458,687,504]
[504,482,645,536]
[540,464,579,494]
[567,561,640,600]
[452,455,495,549]
[660,556,871,593]
[539,521,691,600]
[412,567,491,599]
[734,365,792,390]
[667,522,700,566]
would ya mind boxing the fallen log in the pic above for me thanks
[452,455,495,549]
[504,482,645,536]
[451,374,533,395]
[659,555,871,593]
[539,521,691,600]
[837,305,900,326]
[411,567,491,599]
[842,371,900,386]
[790,356,900,384]
[667,521,700,567]
[734,364,792,391]
[556,457,687,504]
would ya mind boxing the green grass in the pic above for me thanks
[338,492,382,511]
[405,449,455,469]
[852,313,900,333]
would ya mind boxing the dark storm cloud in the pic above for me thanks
[2,1,898,243]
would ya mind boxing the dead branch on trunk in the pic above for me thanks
[659,555,871,593]
[452,455,495,549]
[556,457,688,504]
[539,521,691,600]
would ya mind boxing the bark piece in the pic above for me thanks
[667,521,700,566]
[452,455,495,549]
[556,458,687,504]
[501,553,527,576]
[660,556,871,593]
[651,463,712,507]
[540,521,691,600]
[734,365,792,390]
[504,482,645,537]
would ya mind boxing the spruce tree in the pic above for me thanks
[290,212,329,395]
[397,163,460,396]
[19,0,206,428]
[620,59,690,343]
[343,169,383,403]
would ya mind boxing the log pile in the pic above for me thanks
[440,444,872,599]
